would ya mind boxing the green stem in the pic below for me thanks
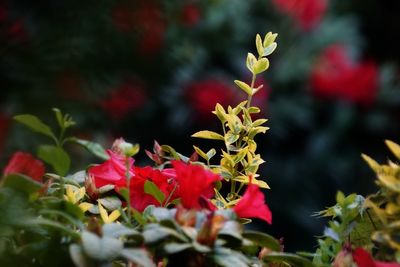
[246,74,257,109]
[125,157,132,221]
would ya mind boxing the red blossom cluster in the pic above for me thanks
[100,80,147,121]
[0,2,28,42]
[3,152,45,182]
[310,44,379,105]
[272,0,327,30]
[111,0,166,55]
[185,77,269,121]
[87,146,272,223]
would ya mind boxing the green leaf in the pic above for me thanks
[71,138,109,160]
[212,103,228,123]
[98,197,122,211]
[253,58,269,74]
[52,108,64,128]
[256,34,264,57]
[81,231,123,261]
[385,140,400,160]
[192,130,224,141]
[164,243,192,254]
[193,146,208,161]
[38,145,70,176]
[103,223,142,240]
[246,53,257,73]
[1,174,42,195]
[118,188,129,203]
[262,252,314,267]
[69,244,90,267]
[263,32,278,47]
[234,80,252,96]
[14,114,56,141]
[143,224,188,243]
[263,42,277,57]
[120,249,155,267]
[243,231,281,251]
[225,132,239,145]
[214,248,250,267]
[206,148,216,160]
[144,180,166,204]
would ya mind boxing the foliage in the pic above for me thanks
[312,140,400,266]
[0,32,316,267]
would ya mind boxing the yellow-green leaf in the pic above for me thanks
[225,132,239,145]
[256,34,264,57]
[263,42,277,57]
[361,154,381,173]
[212,103,228,123]
[234,80,252,96]
[385,140,400,160]
[192,130,224,141]
[232,147,248,164]
[246,53,257,73]
[193,146,208,160]
[253,58,269,74]
[263,32,278,47]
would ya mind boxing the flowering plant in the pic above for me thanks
[2,30,400,267]
[0,32,317,267]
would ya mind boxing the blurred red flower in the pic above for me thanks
[134,1,166,55]
[185,79,236,120]
[272,0,327,30]
[234,183,272,224]
[172,160,221,210]
[181,3,201,27]
[3,152,45,182]
[352,248,400,267]
[0,113,10,155]
[88,150,134,188]
[116,166,176,212]
[100,81,147,120]
[111,1,166,55]
[310,44,379,105]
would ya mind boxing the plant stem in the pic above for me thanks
[125,157,132,221]
[246,73,257,109]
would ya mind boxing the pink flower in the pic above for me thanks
[272,0,327,30]
[100,80,147,120]
[234,183,272,224]
[185,79,236,120]
[172,160,221,210]
[352,248,400,267]
[310,45,379,105]
[3,152,45,182]
[88,150,134,188]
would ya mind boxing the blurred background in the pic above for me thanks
[1,0,400,252]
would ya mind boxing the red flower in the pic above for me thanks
[234,183,272,224]
[185,79,236,121]
[0,113,10,155]
[88,150,134,188]
[272,0,327,30]
[116,166,176,212]
[181,3,201,27]
[352,248,400,267]
[310,45,379,105]
[172,160,221,210]
[100,80,147,120]
[133,1,166,55]
[3,152,45,182]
